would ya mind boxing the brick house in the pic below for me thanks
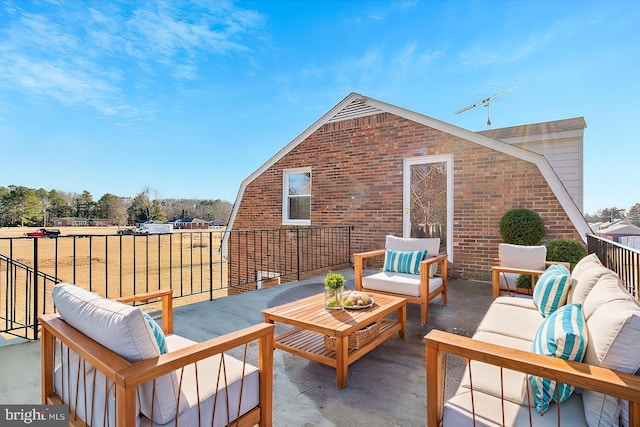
[170,217,209,230]
[222,93,590,284]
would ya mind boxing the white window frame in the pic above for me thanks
[282,167,311,226]
[403,155,454,261]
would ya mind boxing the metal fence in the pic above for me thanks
[0,226,353,340]
[588,233,639,299]
[226,226,353,290]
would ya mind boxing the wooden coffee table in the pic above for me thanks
[262,291,406,388]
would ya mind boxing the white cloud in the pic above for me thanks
[0,1,266,121]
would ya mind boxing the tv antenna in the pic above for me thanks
[455,87,516,128]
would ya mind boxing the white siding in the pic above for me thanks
[494,135,583,212]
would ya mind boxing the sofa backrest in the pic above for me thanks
[385,235,440,277]
[52,283,188,424]
[567,253,612,306]
[564,255,640,426]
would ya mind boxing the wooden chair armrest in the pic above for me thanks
[116,322,275,387]
[491,265,545,276]
[420,253,448,266]
[424,329,640,427]
[118,289,173,334]
[354,249,385,291]
[546,260,571,270]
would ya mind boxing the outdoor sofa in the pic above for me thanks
[40,283,274,426]
[425,253,640,426]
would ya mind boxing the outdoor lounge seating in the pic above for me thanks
[425,253,640,426]
[491,243,571,299]
[354,235,448,324]
[40,283,274,427]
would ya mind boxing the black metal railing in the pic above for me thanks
[226,226,352,288]
[588,233,639,299]
[0,226,353,340]
[0,253,60,341]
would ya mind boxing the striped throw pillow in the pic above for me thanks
[529,303,587,414]
[143,311,167,354]
[533,264,571,317]
[383,249,427,275]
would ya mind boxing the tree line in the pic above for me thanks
[584,205,640,226]
[0,185,233,227]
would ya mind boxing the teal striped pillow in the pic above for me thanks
[529,303,587,414]
[383,249,427,275]
[533,264,571,317]
[143,311,167,354]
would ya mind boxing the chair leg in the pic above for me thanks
[421,303,428,325]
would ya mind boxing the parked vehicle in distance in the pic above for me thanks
[135,223,173,234]
[24,228,61,238]
[116,227,137,235]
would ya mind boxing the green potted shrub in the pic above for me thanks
[546,239,588,270]
[324,272,345,310]
[500,208,545,293]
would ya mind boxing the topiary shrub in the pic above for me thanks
[546,239,588,269]
[515,274,533,290]
[500,208,545,245]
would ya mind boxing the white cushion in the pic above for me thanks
[498,243,546,270]
[154,335,261,427]
[582,296,640,427]
[582,271,635,318]
[443,387,586,426]
[460,331,534,406]
[567,253,611,306]
[475,297,543,343]
[52,283,187,424]
[497,243,547,290]
[385,235,440,277]
[361,271,443,297]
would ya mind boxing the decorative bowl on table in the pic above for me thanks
[342,291,374,309]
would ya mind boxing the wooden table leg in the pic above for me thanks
[398,304,406,338]
[335,335,349,388]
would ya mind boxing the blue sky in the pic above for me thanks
[0,0,638,214]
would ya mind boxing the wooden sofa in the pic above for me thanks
[424,254,640,426]
[40,284,274,426]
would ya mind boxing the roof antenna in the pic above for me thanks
[455,87,516,128]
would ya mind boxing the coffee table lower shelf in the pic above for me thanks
[273,319,400,368]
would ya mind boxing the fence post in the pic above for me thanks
[33,237,39,341]
[296,228,300,281]
[209,232,214,301]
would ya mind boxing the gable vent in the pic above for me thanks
[327,98,383,123]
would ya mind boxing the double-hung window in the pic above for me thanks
[283,168,311,225]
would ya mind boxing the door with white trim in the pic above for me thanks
[403,156,453,258]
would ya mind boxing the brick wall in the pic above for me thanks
[232,112,582,282]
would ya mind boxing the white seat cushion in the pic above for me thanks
[145,335,261,427]
[475,297,543,343]
[460,331,535,406]
[361,271,443,297]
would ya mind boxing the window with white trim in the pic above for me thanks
[283,168,311,225]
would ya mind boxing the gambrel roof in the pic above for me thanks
[221,93,591,255]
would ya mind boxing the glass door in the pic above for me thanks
[403,156,452,257]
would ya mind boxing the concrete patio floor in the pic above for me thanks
[0,270,493,426]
